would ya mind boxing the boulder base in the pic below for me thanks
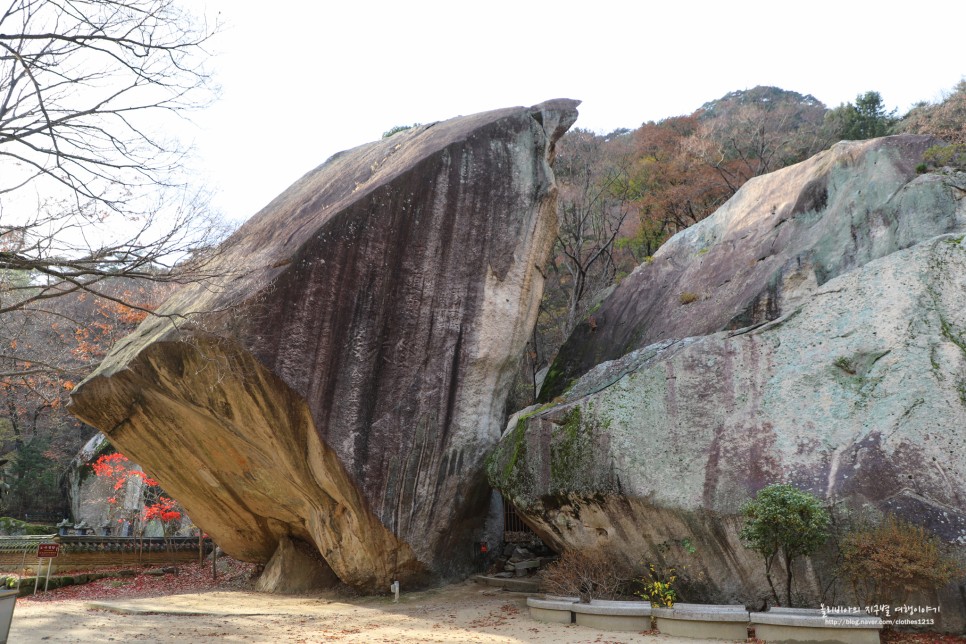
[255,537,340,594]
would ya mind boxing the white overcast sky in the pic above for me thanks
[193,0,966,224]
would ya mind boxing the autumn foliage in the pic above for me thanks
[0,280,172,518]
[143,496,182,523]
[91,452,159,503]
[90,452,183,535]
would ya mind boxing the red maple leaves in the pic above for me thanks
[90,453,180,525]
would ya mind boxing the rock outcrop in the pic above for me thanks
[65,432,112,526]
[69,100,579,591]
[542,135,964,398]
[490,137,966,622]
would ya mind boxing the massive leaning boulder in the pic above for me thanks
[70,100,579,591]
[542,135,963,398]
[490,138,966,622]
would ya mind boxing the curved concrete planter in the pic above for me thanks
[526,597,652,632]
[751,607,883,644]
[526,596,577,624]
[572,600,652,632]
[652,603,749,640]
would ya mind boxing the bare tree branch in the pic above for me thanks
[0,0,231,383]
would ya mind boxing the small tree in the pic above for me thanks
[90,451,184,536]
[552,128,636,331]
[824,91,898,141]
[91,452,158,531]
[740,483,830,607]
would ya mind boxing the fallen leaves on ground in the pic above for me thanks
[882,631,966,643]
[18,558,257,603]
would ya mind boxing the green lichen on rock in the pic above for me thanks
[549,407,583,488]
[829,350,889,399]
[488,402,615,505]
[940,315,966,356]
[548,406,610,494]
[485,410,537,503]
[930,346,942,374]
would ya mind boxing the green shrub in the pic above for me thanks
[381,123,421,138]
[0,516,53,536]
[922,144,966,171]
[740,483,830,607]
[679,291,700,305]
[840,514,963,606]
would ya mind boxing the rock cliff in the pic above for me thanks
[491,137,966,621]
[70,99,579,591]
[542,135,963,398]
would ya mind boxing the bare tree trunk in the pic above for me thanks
[784,552,794,607]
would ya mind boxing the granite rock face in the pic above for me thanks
[70,100,579,591]
[490,138,966,624]
[542,135,965,398]
[65,433,112,528]
[492,235,966,615]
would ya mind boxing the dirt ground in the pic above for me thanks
[11,580,739,643]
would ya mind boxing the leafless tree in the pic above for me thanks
[553,129,635,331]
[0,0,227,320]
[506,130,637,408]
